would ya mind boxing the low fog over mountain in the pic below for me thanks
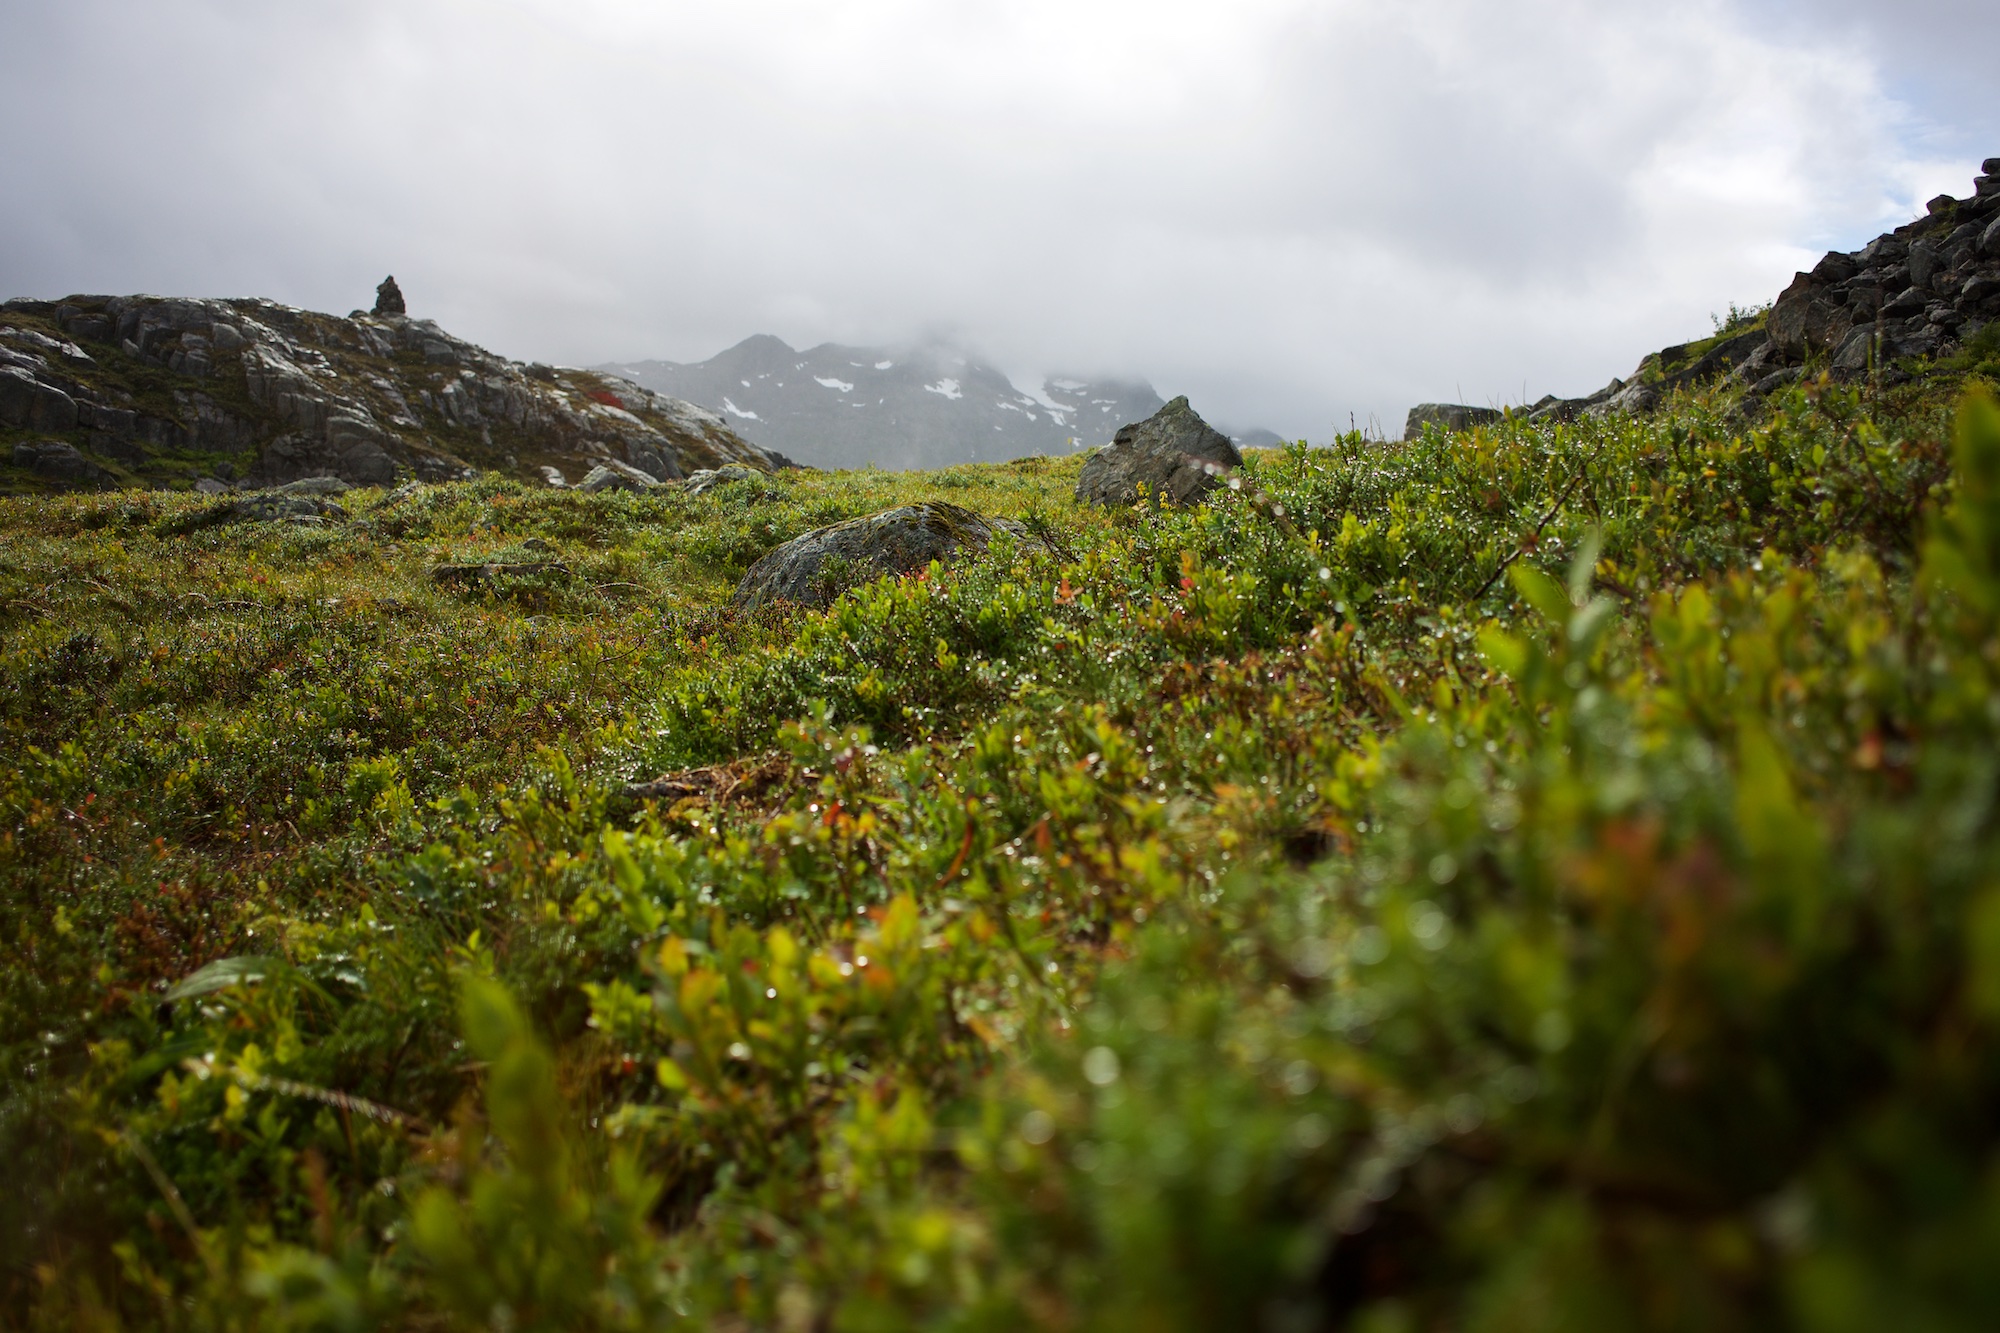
[600,336,1279,471]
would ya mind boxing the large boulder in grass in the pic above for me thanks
[733,501,1034,610]
[577,460,663,493]
[1404,403,1503,437]
[1076,395,1241,507]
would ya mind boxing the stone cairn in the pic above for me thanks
[373,276,406,317]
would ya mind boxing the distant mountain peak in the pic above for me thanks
[597,336,1172,471]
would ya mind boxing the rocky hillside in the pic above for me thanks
[1407,157,2000,437]
[601,335,1274,471]
[1,293,778,493]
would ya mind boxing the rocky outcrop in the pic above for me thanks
[1076,396,1242,507]
[2,291,779,492]
[733,502,1034,610]
[1518,158,2000,424]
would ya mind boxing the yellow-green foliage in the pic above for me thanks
[4,374,1999,1329]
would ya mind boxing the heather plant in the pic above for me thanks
[3,372,1997,1329]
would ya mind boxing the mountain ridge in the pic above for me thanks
[600,334,1282,471]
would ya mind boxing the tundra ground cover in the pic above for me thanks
[4,371,1998,1330]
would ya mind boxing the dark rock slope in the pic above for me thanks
[0,294,777,492]
[1405,158,2000,437]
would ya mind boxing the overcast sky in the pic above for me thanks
[4,0,1995,441]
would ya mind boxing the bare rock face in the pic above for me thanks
[2,292,777,493]
[1076,396,1242,507]
[733,501,1033,610]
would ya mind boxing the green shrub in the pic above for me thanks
[5,380,1997,1328]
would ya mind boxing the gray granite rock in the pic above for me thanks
[683,464,759,496]
[1882,287,1926,318]
[1076,396,1241,507]
[1747,367,1801,397]
[1586,381,1659,419]
[0,365,35,424]
[200,491,348,526]
[734,502,1035,610]
[1909,240,1944,291]
[577,461,662,493]
[1832,327,1879,374]
[35,386,78,432]
[1404,404,1504,437]
[274,476,351,496]
[538,466,567,488]
[12,439,104,482]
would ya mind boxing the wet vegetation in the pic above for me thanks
[5,366,2000,1329]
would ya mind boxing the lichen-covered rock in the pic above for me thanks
[683,464,759,496]
[272,476,351,497]
[1076,396,1241,507]
[733,502,1034,610]
[577,461,662,493]
[219,492,348,525]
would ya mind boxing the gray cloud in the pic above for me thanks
[3,0,1995,444]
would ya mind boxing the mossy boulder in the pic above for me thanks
[733,501,1034,610]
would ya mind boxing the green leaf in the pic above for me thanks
[1968,888,2000,1024]
[1565,527,1604,607]
[1478,627,1529,679]
[164,956,280,1002]
[1566,597,1617,656]
[458,975,527,1065]
[1510,563,1573,627]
